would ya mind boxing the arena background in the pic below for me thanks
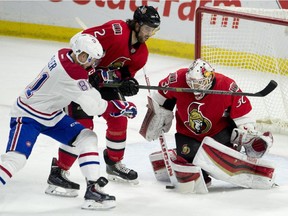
[1,0,287,59]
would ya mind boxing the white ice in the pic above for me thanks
[0,36,288,216]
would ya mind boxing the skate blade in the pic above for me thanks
[45,184,78,197]
[107,174,139,185]
[82,199,116,210]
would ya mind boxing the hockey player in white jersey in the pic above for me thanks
[0,34,137,210]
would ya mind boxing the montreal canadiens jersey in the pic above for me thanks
[157,68,253,141]
[82,20,148,77]
[10,48,108,126]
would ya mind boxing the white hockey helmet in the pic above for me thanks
[186,59,215,100]
[71,33,104,65]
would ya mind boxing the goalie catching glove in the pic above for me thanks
[230,123,273,158]
[104,100,137,119]
[139,96,174,141]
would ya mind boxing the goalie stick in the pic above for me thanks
[102,80,277,97]
[141,67,178,189]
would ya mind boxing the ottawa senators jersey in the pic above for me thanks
[82,20,148,78]
[157,68,253,141]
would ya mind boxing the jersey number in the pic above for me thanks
[25,72,49,98]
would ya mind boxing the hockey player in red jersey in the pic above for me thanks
[45,5,161,196]
[141,59,275,193]
[0,34,138,209]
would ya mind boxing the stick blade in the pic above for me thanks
[256,80,278,97]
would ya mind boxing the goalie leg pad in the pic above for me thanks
[171,159,208,194]
[149,150,208,194]
[149,149,176,182]
[193,137,275,189]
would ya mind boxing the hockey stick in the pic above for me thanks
[75,16,277,98]
[102,79,277,97]
[75,17,88,29]
[141,67,178,189]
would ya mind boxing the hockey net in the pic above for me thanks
[195,6,288,134]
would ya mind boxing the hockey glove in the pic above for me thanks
[99,68,122,83]
[118,78,139,96]
[89,72,100,89]
[230,124,273,158]
[139,96,174,141]
[108,100,137,119]
[89,68,122,89]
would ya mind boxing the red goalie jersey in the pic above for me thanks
[157,68,253,141]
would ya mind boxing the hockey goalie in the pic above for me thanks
[140,59,276,193]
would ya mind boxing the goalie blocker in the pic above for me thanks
[139,96,174,141]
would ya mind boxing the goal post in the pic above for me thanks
[195,6,288,134]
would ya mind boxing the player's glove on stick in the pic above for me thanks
[118,78,139,96]
[89,68,122,89]
[107,100,137,119]
[99,68,122,83]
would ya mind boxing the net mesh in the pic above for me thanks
[198,7,288,134]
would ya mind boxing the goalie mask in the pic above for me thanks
[71,34,104,66]
[186,59,215,100]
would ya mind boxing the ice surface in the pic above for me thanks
[0,36,288,216]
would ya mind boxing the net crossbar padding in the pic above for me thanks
[195,6,288,134]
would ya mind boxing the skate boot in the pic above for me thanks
[45,157,80,197]
[82,177,116,210]
[104,149,139,185]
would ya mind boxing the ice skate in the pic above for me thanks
[104,149,139,185]
[82,177,116,210]
[106,162,139,185]
[45,157,80,197]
